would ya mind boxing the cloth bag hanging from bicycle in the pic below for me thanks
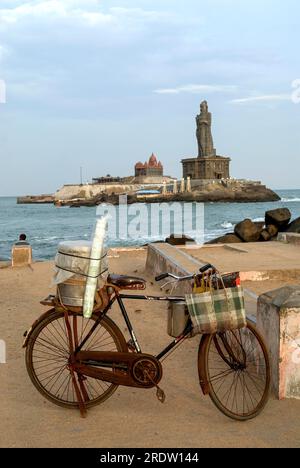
[185,272,247,335]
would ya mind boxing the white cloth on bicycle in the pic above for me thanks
[83,216,108,319]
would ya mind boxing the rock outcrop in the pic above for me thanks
[206,234,243,245]
[234,219,262,242]
[17,195,54,204]
[165,234,196,246]
[286,217,300,234]
[207,208,299,245]
[265,208,291,230]
[266,224,279,237]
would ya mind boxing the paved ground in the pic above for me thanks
[183,242,300,278]
[147,242,300,316]
[0,249,300,448]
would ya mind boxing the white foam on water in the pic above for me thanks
[281,198,300,202]
[221,222,234,229]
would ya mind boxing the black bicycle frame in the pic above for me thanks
[75,293,193,360]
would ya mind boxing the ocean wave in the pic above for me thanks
[252,217,265,223]
[205,230,224,238]
[281,198,300,202]
[221,222,234,229]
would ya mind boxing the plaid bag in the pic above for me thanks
[185,285,247,335]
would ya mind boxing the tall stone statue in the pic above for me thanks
[196,100,216,158]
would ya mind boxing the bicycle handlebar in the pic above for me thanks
[199,263,214,273]
[155,272,193,282]
[155,273,169,282]
[155,263,216,283]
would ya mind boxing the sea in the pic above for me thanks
[0,189,299,261]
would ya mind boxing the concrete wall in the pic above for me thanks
[257,286,300,400]
[55,183,142,201]
[190,178,263,189]
[278,233,300,246]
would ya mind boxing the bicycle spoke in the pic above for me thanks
[27,312,124,408]
[205,322,270,419]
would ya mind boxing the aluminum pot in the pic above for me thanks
[57,276,87,307]
[167,301,189,338]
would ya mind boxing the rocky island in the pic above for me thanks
[17,100,280,206]
[17,194,54,204]
[53,179,278,207]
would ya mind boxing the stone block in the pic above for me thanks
[278,232,300,246]
[11,245,32,267]
[257,286,300,399]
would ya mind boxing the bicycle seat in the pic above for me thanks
[107,274,146,290]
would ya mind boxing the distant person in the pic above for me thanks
[15,233,30,246]
[12,233,32,267]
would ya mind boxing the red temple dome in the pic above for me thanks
[148,153,158,167]
[134,153,163,178]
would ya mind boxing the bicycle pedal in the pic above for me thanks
[156,387,166,404]
[127,339,136,352]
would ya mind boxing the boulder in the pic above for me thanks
[265,208,291,229]
[205,233,243,245]
[165,234,196,246]
[261,230,271,242]
[267,224,279,238]
[234,219,262,242]
[254,221,265,231]
[286,217,300,234]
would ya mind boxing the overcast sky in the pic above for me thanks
[0,0,299,196]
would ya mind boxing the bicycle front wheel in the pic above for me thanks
[26,310,128,409]
[200,320,270,421]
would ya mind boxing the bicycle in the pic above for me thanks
[23,263,270,421]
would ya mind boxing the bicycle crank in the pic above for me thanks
[73,351,163,389]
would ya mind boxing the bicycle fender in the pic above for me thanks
[22,308,56,348]
[198,334,210,395]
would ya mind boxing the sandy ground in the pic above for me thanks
[0,250,300,448]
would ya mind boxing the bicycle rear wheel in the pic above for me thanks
[26,310,128,409]
[200,320,270,421]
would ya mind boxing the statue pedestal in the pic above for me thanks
[181,155,231,180]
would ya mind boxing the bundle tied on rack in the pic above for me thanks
[52,217,108,312]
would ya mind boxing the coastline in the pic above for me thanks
[16,179,280,206]
[1,190,299,261]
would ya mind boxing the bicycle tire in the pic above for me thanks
[200,320,270,421]
[25,310,128,409]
